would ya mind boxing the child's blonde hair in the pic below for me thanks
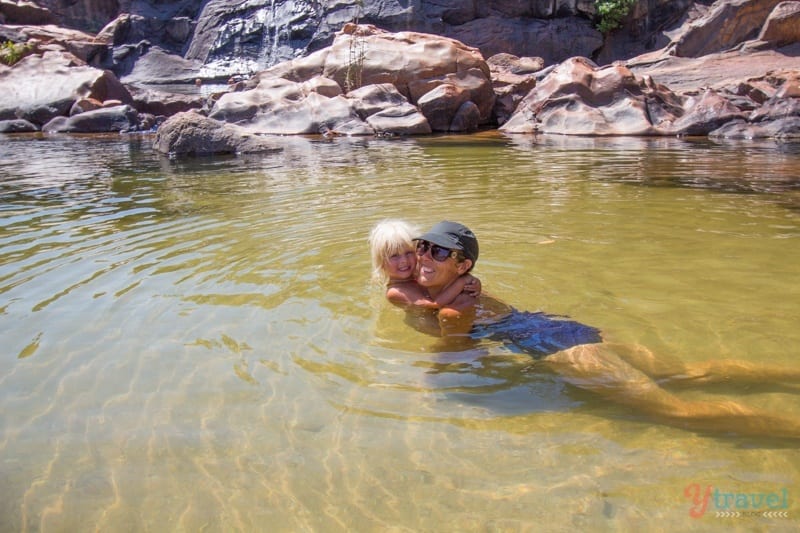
[368,219,419,283]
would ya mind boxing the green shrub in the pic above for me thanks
[0,41,31,66]
[595,0,637,33]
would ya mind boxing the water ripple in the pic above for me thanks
[2,133,800,531]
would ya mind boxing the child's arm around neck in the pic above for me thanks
[386,274,478,309]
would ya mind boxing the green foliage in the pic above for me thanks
[595,0,637,33]
[0,40,30,66]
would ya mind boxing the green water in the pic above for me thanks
[1,133,799,531]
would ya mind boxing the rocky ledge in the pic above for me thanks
[0,1,799,155]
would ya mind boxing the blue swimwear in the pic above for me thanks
[471,309,602,359]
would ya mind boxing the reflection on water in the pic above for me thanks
[1,132,800,531]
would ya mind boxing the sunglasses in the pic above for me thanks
[416,240,462,262]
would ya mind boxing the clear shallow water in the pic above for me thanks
[1,132,800,531]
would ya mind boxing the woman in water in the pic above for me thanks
[377,219,800,440]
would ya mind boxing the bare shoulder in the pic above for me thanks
[386,280,427,306]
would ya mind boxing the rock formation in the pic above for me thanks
[500,50,799,138]
[152,111,283,155]
[204,24,493,137]
[0,1,798,151]
[0,46,134,130]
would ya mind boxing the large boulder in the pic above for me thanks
[255,24,492,104]
[153,111,282,155]
[365,103,432,135]
[0,50,132,125]
[416,83,471,132]
[500,57,684,135]
[208,24,492,135]
[323,24,493,112]
[349,83,431,135]
[408,67,495,124]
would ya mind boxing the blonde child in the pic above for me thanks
[369,219,480,308]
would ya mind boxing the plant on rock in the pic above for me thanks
[595,0,637,33]
[0,41,32,66]
[344,0,366,92]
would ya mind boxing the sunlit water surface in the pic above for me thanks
[1,132,800,532]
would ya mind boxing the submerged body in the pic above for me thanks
[473,308,602,359]
[407,220,800,440]
[403,293,601,358]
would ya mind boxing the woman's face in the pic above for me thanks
[416,243,466,291]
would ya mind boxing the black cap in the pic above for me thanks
[416,221,479,263]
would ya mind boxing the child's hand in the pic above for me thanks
[463,275,481,297]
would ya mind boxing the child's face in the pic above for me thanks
[384,248,417,280]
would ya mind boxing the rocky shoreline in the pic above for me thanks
[0,1,798,155]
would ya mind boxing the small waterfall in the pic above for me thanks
[195,0,332,80]
[258,0,278,70]
[257,0,301,71]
